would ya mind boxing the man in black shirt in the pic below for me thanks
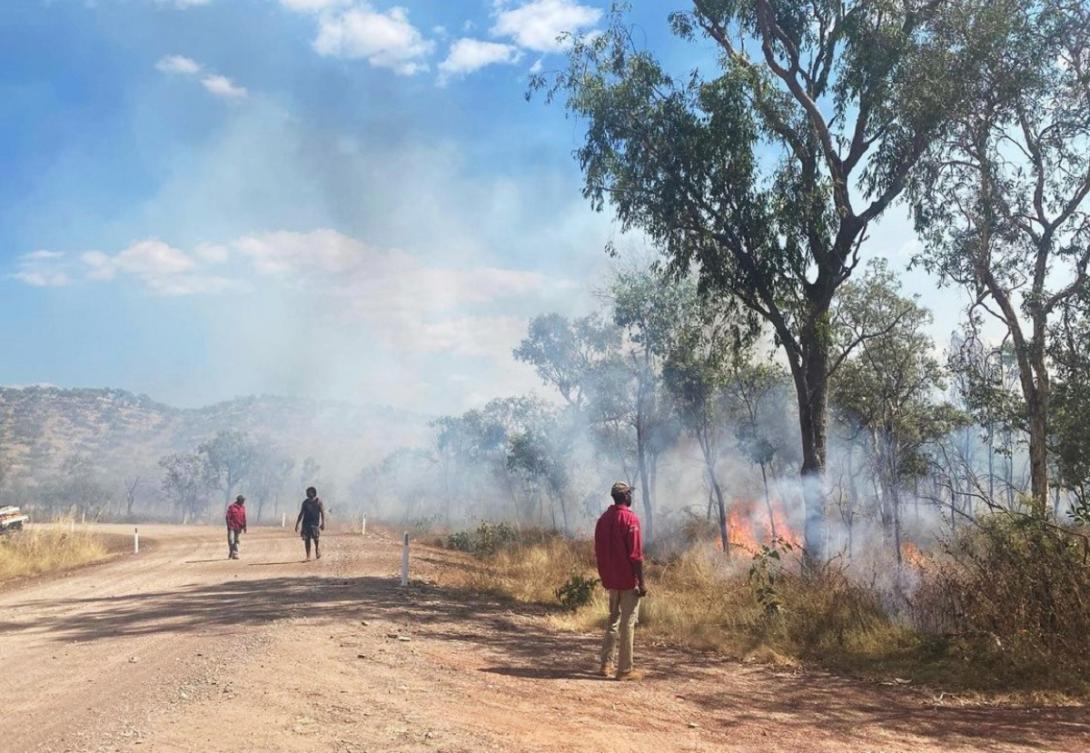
[294,486,326,561]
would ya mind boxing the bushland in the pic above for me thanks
[437,518,1090,699]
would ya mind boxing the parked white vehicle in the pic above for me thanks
[0,505,30,532]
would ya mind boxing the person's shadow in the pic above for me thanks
[481,665,610,681]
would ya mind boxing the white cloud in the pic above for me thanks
[78,241,234,295]
[155,55,247,100]
[491,0,602,53]
[155,54,201,75]
[312,5,434,75]
[158,0,213,7]
[279,0,349,11]
[201,74,248,99]
[232,229,558,355]
[194,242,231,263]
[438,38,522,83]
[13,251,73,287]
[18,229,568,359]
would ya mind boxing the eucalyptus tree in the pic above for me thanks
[609,268,696,543]
[506,410,576,532]
[830,261,965,564]
[911,0,1090,517]
[198,430,259,507]
[513,313,621,410]
[723,361,794,539]
[540,0,989,558]
[1050,293,1090,521]
[663,319,739,554]
[159,452,209,524]
[249,447,295,522]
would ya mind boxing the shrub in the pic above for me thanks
[555,573,599,611]
[911,514,1090,687]
[445,521,534,557]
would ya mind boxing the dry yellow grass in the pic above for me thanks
[442,536,922,674]
[0,523,110,583]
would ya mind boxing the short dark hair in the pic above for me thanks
[611,489,631,505]
[306,486,317,496]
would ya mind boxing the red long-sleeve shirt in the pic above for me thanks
[594,503,643,590]
[225,502,247,531]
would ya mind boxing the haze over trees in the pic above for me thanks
[532,0,1015,559]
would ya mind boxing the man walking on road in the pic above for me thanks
[595,481,647,681]
[225,495,247,560]
[295,486,325,561]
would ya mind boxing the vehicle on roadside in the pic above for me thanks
[0,505,30,533]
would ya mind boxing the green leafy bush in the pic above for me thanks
[445,522,523,557]
[555,573,599,611]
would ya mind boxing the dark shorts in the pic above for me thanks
[301,523,320,540]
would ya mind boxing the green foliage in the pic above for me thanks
[555,573,599,611]
[913,515,1090,686]
[159,451,209,523]
[513,313,620,409]
[445,522,523,558]
[831,260,968,485]
[1051,294,1090,512]
[748,539,794,617]
[536,2,988,558]
[198,429,259,501]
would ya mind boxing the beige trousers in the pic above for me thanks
[600,588,641,673]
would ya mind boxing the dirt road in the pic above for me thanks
[1,524,1086,753]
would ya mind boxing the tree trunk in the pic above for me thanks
[699,435,730,556]
[794,337,829,563]
[635,383,655,544]
[553,483,571,534]
[759,461,775,541]
[1027,375,1050,518]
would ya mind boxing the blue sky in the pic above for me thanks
[1,0,954,412]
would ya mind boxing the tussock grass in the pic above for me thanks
[0,523,110,583]
[439,526,1087,697]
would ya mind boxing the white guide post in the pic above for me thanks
[133,527,140,554]
[400,532,409,587]
[281,512,286,528]
[69,519,75,533]
[361,514,367,537]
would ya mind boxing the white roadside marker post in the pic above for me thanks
[361,514,367,537]
[400,532,409,587]
[281,512,286,528]
[69,518,75,534]
[134,527,139,554]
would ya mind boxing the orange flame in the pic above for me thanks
[720,499,801,555]
[900,542,929,570]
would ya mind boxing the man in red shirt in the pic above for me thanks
[594,481,647,680]
[225,495,247,560]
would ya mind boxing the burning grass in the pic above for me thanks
[437,517,1090,698]
[0,523,111,583]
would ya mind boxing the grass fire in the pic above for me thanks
[3,1,1090,751]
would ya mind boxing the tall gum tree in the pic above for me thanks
[538,0,990,558]
[910,0,1090,517]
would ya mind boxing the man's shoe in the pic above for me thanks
[615,670,644,681]
[598,662,614,678]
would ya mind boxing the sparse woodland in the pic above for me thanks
[2,0,1090,695]
[366,0,1090,693]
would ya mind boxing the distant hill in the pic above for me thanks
[0,386,430,492]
